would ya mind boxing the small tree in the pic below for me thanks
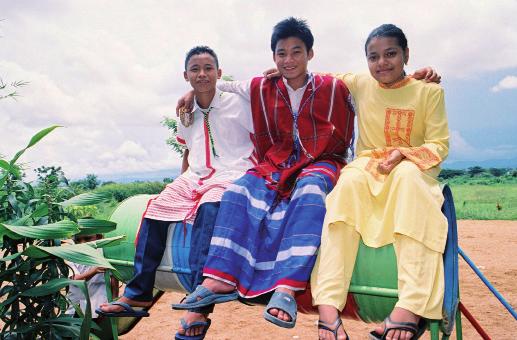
[84,174,100,190]
[467,166,485,177]
[438,169,466,180]
[488,168,508,177]
[162,117,186,157]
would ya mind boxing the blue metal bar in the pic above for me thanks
[459,247,517,320]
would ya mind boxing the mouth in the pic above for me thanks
[283,66,296,71]
[377,69,393,75]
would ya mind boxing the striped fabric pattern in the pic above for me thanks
[144,176,231,223]
[203,161,337,298]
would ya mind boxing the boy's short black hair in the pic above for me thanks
[365,24,408,55]
[184,46,219,71]
[271,17,314,52]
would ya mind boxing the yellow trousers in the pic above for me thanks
[311,222,444,319]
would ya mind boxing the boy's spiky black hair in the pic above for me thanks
[271,17,314,52]
[185,46,219,70]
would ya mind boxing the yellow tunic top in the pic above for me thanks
[325,73,449,253]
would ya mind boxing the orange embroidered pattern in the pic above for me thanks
[400,146,441,170]
[364,148,391,181]
[384,108,415,147]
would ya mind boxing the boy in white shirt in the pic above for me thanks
[97,46,254,340]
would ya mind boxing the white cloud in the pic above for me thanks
[117,140,148,158]
[491,76,517,92]
[448,130,517,162]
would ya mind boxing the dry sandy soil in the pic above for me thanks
[120,220,517,340]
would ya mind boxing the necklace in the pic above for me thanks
[200,107,218,157]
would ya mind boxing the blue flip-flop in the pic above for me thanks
[263,291,297,329]
[175,318,212,340]
[171,285,238,310]
[95,301,149,317]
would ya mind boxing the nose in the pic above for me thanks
[199,69,207,77]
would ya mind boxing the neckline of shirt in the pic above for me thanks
[193,89,223,113]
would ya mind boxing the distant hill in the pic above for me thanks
[98,168,180,183]
[443,158,517,169]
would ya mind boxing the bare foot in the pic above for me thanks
[98,296,151,313]
[267,287,295,322]
[176,311,209,337]
[318,305,348,340]
[201,278,235,294]
[373,307,420,340]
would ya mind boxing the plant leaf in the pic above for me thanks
[22,243,115,270]
[87,235,125,249]
[10,125,61,165]
[60,191,112,207]
[76,218,116,236]
[21,278,93,340]
[0,220,79,240]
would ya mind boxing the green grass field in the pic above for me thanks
[448,183,517,220]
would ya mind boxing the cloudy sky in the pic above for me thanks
[1,1,517,181]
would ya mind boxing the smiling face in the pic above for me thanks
[273,36,313,89]
[184,53,221,94]
[366,36,409,86]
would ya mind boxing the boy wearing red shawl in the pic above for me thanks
[174,17,354,336]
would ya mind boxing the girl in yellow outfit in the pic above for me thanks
[311,24,449,340]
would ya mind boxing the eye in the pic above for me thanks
[367,55,378,62]
[386,51,397,57]
[190,67,199,72]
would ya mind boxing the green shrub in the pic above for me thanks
[95,181,166,202]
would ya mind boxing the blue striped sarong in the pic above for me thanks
[203,161,337,298]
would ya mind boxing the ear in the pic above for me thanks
[217,68,222,79]
[404,48,410,65]
[184,71,188,81]
[308,49,314,61]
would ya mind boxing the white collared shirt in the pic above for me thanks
[176,89,254,182]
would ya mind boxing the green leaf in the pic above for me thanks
[87,235,125,249]
[0,159,11,171]
[0,220,79,240]
[0,159,21,177]
[21,277,73,297]
[21,278,93,340]
[10,125,61,165]
[23,243,115,270]
[76,218,116,236]
[60,191,112,207]
[0,173,7,187]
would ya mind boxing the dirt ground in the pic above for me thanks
[120,220,517,340]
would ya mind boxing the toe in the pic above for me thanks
[268,308,279,317]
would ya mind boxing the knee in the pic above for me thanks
[391,161,421,182]
[338,168,367,190]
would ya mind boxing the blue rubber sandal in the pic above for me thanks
[175,318,212,340]
[95,301,149,317]
[171,285,238,310]
[263,291,297,329]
